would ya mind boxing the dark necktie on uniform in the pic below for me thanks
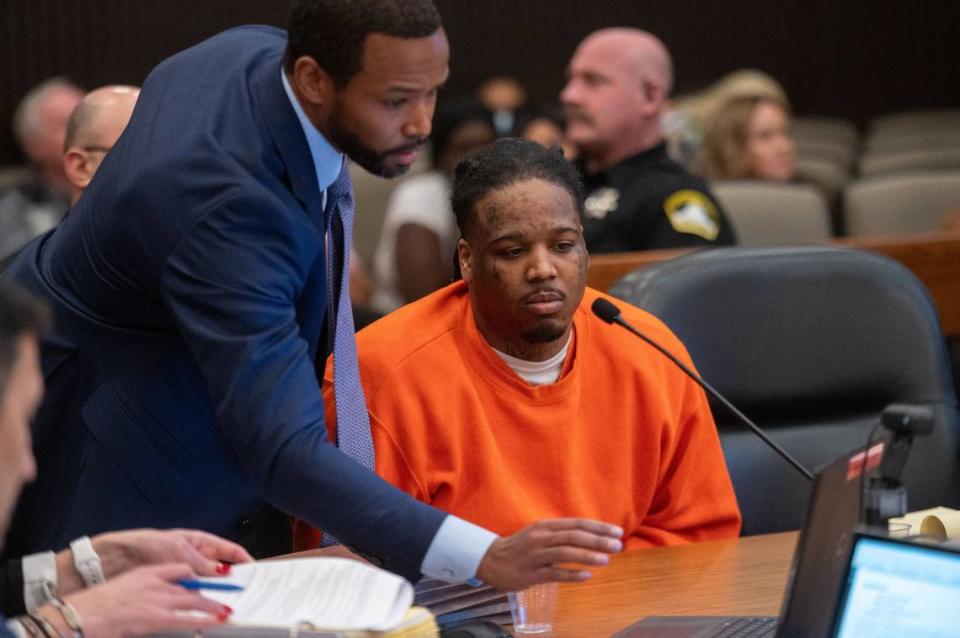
[322,162,374,546]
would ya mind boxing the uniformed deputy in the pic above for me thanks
[561,27,736,253]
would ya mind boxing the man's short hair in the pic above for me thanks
[451,138,585,240]
[63,98,95,152]
[284,0,442,87]
[0,280,50,396]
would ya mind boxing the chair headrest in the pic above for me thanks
[610,246,954,419]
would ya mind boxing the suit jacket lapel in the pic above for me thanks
[250,56,329,358]
[251,57,325,227]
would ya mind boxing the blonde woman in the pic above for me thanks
[702,95,795,180]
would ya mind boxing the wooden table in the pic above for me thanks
[549,532,798,637]
[291,532,798,636]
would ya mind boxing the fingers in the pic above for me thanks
[179,530,255,566]
[134,566,234,620]
[169,543,219,576]
[537,565,593,584]
[538,528,623,554]
[168,591,233,618]
[137,562,198,582]
[216,540,253,564]
[478,520,625,591]
[536,518,624,539]
[138,568,234,625]
[141,606,229,635]
[533,545,611,567]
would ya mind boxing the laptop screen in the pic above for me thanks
[832,535,960,637]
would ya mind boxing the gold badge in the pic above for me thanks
[662,190,720,240]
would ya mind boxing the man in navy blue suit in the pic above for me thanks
[3,0,622,589]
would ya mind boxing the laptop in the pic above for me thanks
[829,530,960,636]
[613,442,886,638]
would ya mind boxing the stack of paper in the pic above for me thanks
[149,558,437,637]
[413,578,511,629]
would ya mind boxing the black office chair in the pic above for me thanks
[609,246,960,535]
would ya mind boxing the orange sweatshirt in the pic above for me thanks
[293,282,740,550]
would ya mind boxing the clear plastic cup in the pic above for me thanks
[508,582,558,634]
[887,522,912,538]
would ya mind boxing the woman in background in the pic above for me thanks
[665,69,788,169]
[701,94,795,181]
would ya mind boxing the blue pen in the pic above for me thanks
[177,579,244,592]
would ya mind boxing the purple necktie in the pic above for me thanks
[322,162,374,547]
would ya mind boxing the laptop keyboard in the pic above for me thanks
[708,616,778,637]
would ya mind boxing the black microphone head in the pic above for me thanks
[591,297,622,324]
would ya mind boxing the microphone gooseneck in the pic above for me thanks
[591,298,814,482]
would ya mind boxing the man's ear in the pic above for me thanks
[637,77,666,117]
[63,148,94,190]
[292,56,334,111]
[457,238,473,283]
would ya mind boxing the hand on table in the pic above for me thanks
[476,518,623,591]
[43,564,231,638]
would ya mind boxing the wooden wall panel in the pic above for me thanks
[1,0,958,165]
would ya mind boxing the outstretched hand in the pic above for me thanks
[475,518,623,591]
[50,564,231,638]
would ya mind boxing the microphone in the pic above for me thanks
[591,297,814,481]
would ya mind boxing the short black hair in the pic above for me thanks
[284,0,442,87]
[451,137,584,240]
[0,279,50,396]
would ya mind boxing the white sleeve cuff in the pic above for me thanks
[70,536,105,587]
[7,619,30,638]
[21,551,57,612]
[419,515,498,583]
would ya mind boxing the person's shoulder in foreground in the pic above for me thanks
[303,139,740,551]
[0,279,258,636]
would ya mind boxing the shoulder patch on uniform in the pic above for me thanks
[662,189,720,240]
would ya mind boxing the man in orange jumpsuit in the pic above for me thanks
[296,138,740,550]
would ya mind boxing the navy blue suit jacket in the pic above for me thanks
[4,26,444,581]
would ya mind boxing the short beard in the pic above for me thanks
[327,104,420,179]
[521,322,567,344]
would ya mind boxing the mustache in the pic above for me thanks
[522,288,566,304]
[563,107,594,125]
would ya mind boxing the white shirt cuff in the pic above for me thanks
[420,515,498,583]
[22,551,57,612]
[7,619,29,638]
